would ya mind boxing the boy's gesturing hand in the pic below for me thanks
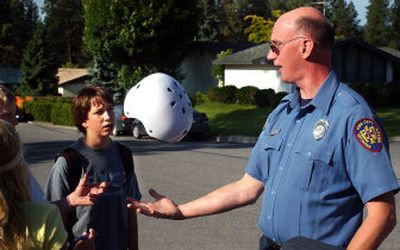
[67,174,111,207]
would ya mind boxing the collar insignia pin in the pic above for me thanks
[313,119,329,140]
[270,128,281,136]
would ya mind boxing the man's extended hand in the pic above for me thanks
[127,189,184,220]
[67,174,111,207]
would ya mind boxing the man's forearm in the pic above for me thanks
[179,174,264,219]
[347,192,396,250]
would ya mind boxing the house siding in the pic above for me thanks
[224,65,293,93]
[332,43,391,84]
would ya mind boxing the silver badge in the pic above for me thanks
[313,119,329,140]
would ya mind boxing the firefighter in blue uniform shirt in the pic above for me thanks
[128,6,399,250]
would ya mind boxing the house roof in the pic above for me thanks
[378,46,400,60]
[0,66,21,85]
[57,68,89,85]
[213,42,272,65]
[188,41,255,54]
[334,38,400,64]
[214,38,400,66]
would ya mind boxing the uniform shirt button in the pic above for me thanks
[279,167,283,171]
[296,119,301,124]
[306,152,312,157]
[271,191,275,195]
[287,143,292,147]
[267,215,271,220]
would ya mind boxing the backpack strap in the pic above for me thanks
[56,148,84,192]
[57,143,133,190]
[116,142,133,177]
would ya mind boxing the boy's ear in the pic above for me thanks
[82,121,88,129]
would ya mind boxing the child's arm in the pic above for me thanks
[128,208,139,250]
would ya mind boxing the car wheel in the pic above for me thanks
[112,126,119,136]
[132,124,142,139]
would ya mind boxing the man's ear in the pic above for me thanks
[300,39,314,59]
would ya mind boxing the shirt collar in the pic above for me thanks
[285,71,340,115]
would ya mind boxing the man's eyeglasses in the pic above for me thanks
[267,37,306,55]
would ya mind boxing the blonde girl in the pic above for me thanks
[0,119,67,249]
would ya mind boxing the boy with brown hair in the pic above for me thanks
[45,85,141,250]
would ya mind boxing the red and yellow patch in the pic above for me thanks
[353,118,382,152]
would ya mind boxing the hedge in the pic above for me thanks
[236,86,259,105]
[24,98,74,126]
[207,85,238,104]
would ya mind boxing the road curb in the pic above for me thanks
[26,121,400,144]
[216,135,400,144]
[215,135,258,144]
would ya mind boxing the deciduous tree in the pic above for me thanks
[83,0,199,90]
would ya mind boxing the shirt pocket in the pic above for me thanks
[259,135,283,182]
[293,142,334,193]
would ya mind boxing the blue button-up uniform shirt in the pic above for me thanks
[246,71,399,248]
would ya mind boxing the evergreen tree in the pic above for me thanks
[87,57,119,90]
[196,0,220,41]
[364,0,390,46]
[0,0,38,66]
[327,0,360,39]
[19,23,58,96]
[44,0,86,67]
[389,0,400,49]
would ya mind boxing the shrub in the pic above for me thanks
[23,100,52,122]
[23,98,75,125]
[255,89,275,107]
[349,82,400,108]
[51,101,74,126]
[190,92,209,107]
[236,86,259,105]
[207,85,238,104]
[271,92,288,106]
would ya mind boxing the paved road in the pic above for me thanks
[17,122,400,250]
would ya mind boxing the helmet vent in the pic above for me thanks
[136,84,141,89]
[179,94,182,99]
[182,107,186,114]
[149,129,153,133]
[187,102,191,107]
[167,87,173,92]
[170,101,176,107]
[173,81,178,87]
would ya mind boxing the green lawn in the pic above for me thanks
[196,103,400,138]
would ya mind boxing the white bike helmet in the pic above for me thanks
[124,73,193,143]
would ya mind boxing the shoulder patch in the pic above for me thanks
[353,118,382,152]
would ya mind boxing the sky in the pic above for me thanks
[34,0,370,26]
[351,0,369,25]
